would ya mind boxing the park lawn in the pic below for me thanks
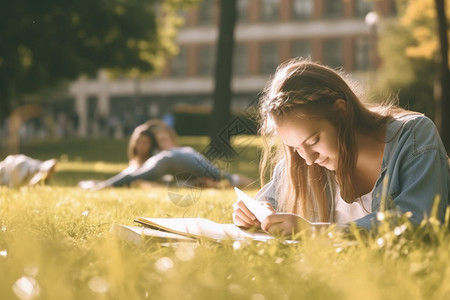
[14,135,263,186]
[0,137,449,299]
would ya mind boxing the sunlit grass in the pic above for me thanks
[1,183,449,300]
[57,161,128,173]
[1,137,449,299]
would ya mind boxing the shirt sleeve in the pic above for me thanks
[254,160,285,210]
[355,116,450,230]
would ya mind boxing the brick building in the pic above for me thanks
[70,0,396,137]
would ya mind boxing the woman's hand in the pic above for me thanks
[261,213,311,236]
[232,200,275,229]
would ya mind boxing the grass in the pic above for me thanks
[1,137,449,300]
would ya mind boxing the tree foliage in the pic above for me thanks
[0,0,198,119]
[375,20,435,116]
[399,0,449,60]
[375,0,449,118]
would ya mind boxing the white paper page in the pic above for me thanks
[234,187,273,223]
[136,217,272,241]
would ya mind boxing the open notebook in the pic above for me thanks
[111,188,276,244]
[134,217,273,241]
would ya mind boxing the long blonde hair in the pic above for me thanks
[259,59,396,222]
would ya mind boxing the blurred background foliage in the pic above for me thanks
[1,0,449,153]
[0,0,199,119]
[374,0,450,120]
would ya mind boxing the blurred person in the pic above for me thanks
[145,119,178,152]
[232,58,450,234]
[0,154,57,188]
[79,119,253,190]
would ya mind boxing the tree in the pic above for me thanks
[0,0,198,120]
[434,0,450,152]
[209,0,237,152]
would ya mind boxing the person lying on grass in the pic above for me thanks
[0,154,57,188]
[79,119,252,190]
[233,58,450,235]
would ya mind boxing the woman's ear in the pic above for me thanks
[333,99,347,115]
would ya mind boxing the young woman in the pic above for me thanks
[233,59,450,234]
[79,119,252,190]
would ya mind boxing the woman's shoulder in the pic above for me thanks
[393,112,431,125]
[388,113,436,135]
[389,113,445,155]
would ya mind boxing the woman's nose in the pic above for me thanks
[296,148,317,165]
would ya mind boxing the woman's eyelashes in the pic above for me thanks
[308,136,320,147]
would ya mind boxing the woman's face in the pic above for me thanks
[275,114,339,171]
[155,130,176,150]
[135,135,152,159]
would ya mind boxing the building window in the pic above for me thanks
[171,47,187,77]
[198,45,215,76]
[261,42,279,74]
[291,40,312,59]
[324,0,343,18]
[237,0,248,23]
[292,0,314,20]
[354,37,370,70]
[233,43,248,76]
[198,0,214,25]
[355,0,373,17]
[260,0,279,22]
[323,39,342,68]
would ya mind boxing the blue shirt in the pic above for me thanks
[257,114,450,231]
[101,147,223,187]
[356,114,449,229]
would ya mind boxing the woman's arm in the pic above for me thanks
[89,147,223,189]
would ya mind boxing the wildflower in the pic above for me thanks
[394,224,407,236]
[88,276,109,294]
[232,241,241,250]
[155,257,174,272]
[12,276,40,300]
[376,212,385,221]
[175,244,195,261]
